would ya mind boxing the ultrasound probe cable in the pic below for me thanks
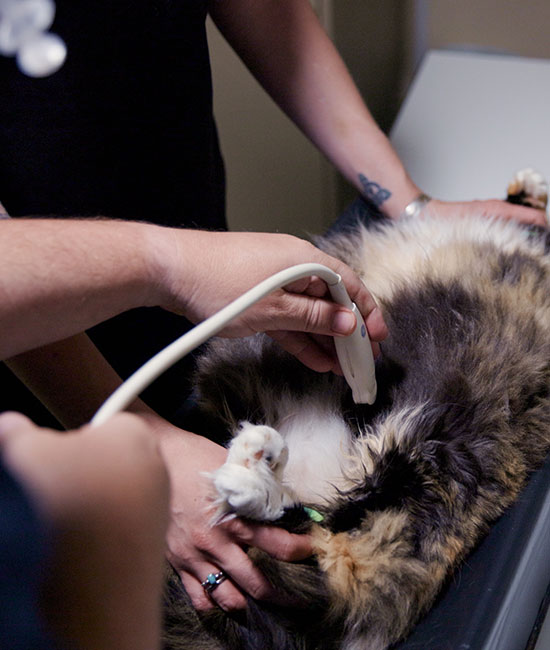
[91,263,377,427]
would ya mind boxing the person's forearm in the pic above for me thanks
[5,333,137,428]
[0,218,168,359]
[210,0,420,218]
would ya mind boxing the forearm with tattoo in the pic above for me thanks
[358,173,392,207]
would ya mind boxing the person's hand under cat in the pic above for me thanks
[146,416,312,612]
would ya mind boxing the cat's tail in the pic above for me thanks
[312,510,441,650]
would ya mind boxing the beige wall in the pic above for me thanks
[330,0,414,211]
[427,0,550,60]
[207,15,337,237]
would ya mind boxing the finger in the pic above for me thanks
[261,291,359,337]
[284,275,328,298]
[217,544,284,603]
[283,261,380,332]
[499,205,547,227]
[267,330,338,373]
[477,200,548,227]
[319,260,379,322]
[180,565,246,612]
[226,518,313,562]
[182,573,216,611]
[0,411,37,445]
[442,199,548,228]
[365,306,388,342]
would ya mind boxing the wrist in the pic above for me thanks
[138,222,186,311]
[398,192,432,219]
[357,164,422,220]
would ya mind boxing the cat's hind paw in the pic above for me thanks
[210,423,292,522]
[507,168,548,210]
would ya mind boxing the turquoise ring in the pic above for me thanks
[201,570,227,594]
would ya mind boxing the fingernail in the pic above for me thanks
[331,310,356,335]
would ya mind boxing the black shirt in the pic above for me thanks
[0,1,227,420]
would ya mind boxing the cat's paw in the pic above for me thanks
[507,168,548,210]
[210,423,291,522]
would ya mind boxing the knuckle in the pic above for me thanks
[273,535,295,560]
[193,593,215,611]
[247,579,272,601]
[299,299,325,332]
[216,593,247,612]
[166,541,193,568]
[226,518,253,542]
[189,529,216,553]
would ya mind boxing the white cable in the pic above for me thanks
[91,262,376,427]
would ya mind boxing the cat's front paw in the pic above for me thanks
[210,423,292,522]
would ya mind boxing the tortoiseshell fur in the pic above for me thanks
[164,181,550,650]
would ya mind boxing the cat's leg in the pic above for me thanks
[210,422,297,522]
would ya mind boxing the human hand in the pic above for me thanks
[156,422,313,612]
[0,411,169,650]
[155,230,387,373]
[0,411,168,518]
[424,198,547,227]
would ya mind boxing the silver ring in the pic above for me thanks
[201,570,227,594]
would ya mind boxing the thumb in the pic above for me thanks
[0,412,36,447]
[263,292,358,337]
[0,411,34,433]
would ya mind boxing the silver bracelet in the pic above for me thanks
[400,193,432,219]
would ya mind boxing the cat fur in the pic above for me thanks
[163,201,550,650]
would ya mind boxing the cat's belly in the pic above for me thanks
[276,401,356,506]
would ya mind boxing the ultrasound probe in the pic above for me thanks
[92,263,377,426]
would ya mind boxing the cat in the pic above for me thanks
[163,170,549,650]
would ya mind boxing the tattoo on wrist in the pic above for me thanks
[358,174,391,207]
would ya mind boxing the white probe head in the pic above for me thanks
[328,277,377,404]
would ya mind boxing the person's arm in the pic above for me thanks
[0,218,386,367]
[5,333,133,427]
[0,218,158,359]
[1,217,387,612]
[209,0,546,226]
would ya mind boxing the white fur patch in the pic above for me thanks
[210,402,357,520]
[276,400,356,505]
